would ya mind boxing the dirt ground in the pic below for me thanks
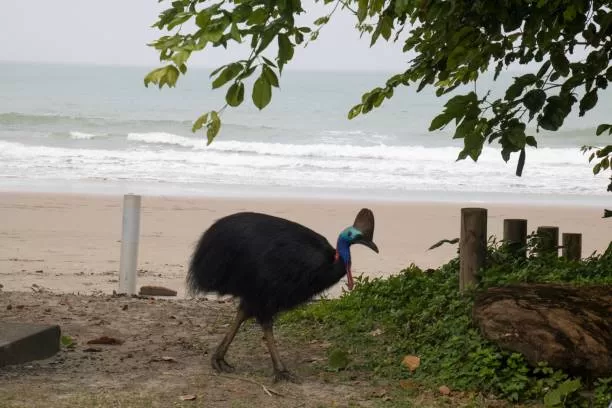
[0,289,421,408]
[0,289,527,408]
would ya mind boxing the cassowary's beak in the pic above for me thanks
[353,237,379,253]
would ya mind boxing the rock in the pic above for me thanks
[138,286,177,297]
[439,385,451,395]
[473,284,612,377]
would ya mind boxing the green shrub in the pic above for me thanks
[281,237,612,406]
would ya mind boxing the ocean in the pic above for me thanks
[1,62,610,205]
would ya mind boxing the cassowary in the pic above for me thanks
[187,208,378,382]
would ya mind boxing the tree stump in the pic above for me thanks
[473,284,612,378]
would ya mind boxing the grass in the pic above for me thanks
[279,237,612,407]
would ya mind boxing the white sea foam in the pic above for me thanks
[125,132,593,165]
[69,131,98,140]
[127,132,205,148]
[0,139,606,197]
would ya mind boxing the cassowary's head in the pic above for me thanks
[337,208,378,290]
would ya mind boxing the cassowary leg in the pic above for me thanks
[261,321,301,383]
[211,307,246,373]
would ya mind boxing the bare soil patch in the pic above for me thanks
[0,290,526,408]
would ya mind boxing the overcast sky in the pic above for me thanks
[1,0,409,71]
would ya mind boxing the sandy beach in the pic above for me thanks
[0,192,609,297]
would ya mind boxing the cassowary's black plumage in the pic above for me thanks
[188,212,345,322]
[187,209,378,382]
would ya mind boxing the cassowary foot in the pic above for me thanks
[211,356,235,373]
[273,369,301,384]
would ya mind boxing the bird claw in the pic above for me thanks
[211,356,235,373]
[273,369,301,384]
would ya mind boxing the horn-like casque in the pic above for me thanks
[353,208,375,241]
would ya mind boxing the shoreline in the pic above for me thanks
[0,191,610,298]
[0,180,610,208]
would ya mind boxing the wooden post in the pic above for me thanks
[503,219,527,258]
[460,208,487,291]
[562,233,582,261]
[536,226,559,256]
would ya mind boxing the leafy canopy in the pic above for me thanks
[146,0,612,189]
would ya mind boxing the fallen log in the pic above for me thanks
[473,284,612,378]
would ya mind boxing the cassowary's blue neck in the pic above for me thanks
[336,236,351,266]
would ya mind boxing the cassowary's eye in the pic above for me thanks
[347,231,352,237]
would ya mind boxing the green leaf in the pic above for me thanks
[212,63,242,89]
[526,136,537,147]
[209,64,228,78]
[171,50,190,67]
[523,89,546,113]
[593,162,602,174]
[257,26,280,53]
[597,146,612,158]
[247,8,268,25]
[168,11,192,30]
[277,34,294,71]
[148,65,179,89]
[237,65,257,81]
[206,111,221,145]
[192,113,209,132]
[536,61,551,79]
[596,124,611,136]
[563,5,577,21]
[357,0,368,22]
[457,149,469,161]
[505,76,536,100]
[314,16,329,25]
[225,82,245,107]
[453,118,476,139]
[230,23,242,42]
[262,65,279,87]
[262,56,277,68]
[60,335,75,348]
[551,52,570,77]
[579,90,598,116]
[348,104,363,119]
[544,379,581,407]
[144,67,167,88]
[195,11,211,28]
[429,113,453,131]
[232,4,253,22]
[252,74,272,110]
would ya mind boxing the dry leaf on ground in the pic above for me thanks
[401,355,420,372]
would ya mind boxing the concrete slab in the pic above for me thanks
[0,322,61,367]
